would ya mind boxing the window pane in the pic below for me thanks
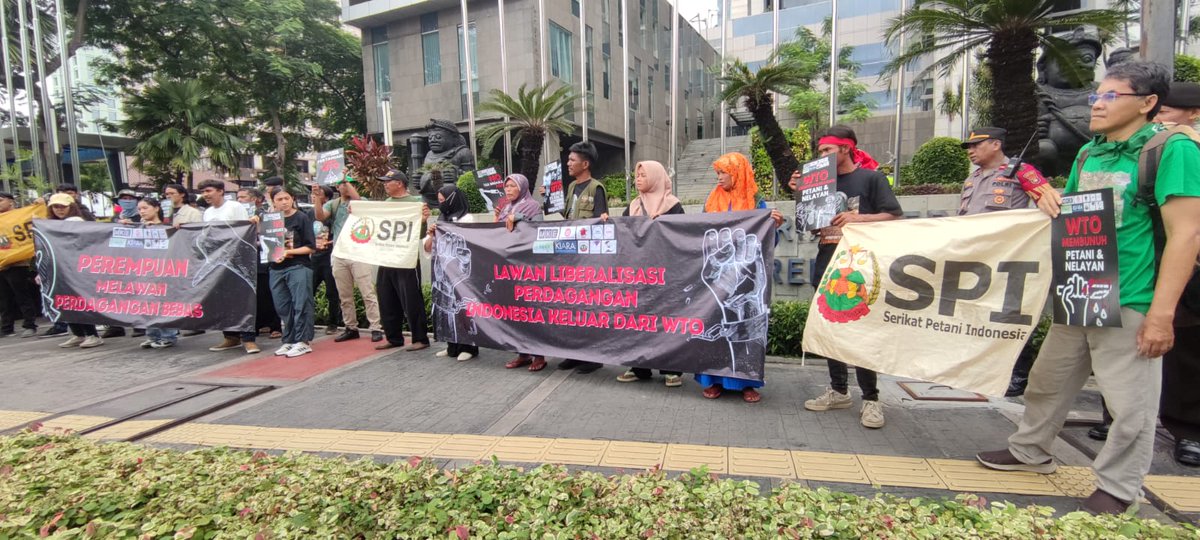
[371,26,388,44]
[373,43,391,97]
[585,26,594,93]
[420,13,439,33]
[602,54,611,99]
[423,32,441,85]
[550,23,573,82]
[572,0,580,16]
[459,24,480,119]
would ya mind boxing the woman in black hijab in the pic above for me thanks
[423,185,480,361]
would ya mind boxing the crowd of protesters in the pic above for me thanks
[1,59,1197,516]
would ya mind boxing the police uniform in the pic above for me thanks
[958,161,1049,216]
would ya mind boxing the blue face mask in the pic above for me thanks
[117,199,137,213]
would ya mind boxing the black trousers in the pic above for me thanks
[1161,324,1200,442]
[68,323,97,337]
[0,265,39,331]
[815,243,880,401]
[256,271,280,332]
[446,342,480,357]
[312,253,342,327]
[378,266,428,346]
[630,368,682,378]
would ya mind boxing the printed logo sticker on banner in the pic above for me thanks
[1051,188,1121,327]
[331,200,424,269]
[802,210,1052,396]
[33,219,258,331]
[433,210,776,381]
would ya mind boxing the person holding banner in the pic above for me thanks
[554,142,608,374]
[239,188,283,339]
[499,174,549,372]
[130,198,178,349]
[163,184,203,228]
[311,185,343,336]
[425,184,480,361]
[267,188,317,358]
[199,180,261,355]
[790,126,902,427]
[977,61,1200,514]
[45,194,104,349]
[313,177,384,343]
[698,152,785,402]
[374,170,431,352]
[612,161,686,387]
[0,193,43,338]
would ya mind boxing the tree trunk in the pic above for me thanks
[517,130,544,184]
[749,93,799,194]
[986,30,1039,160]
[271,107,286,175]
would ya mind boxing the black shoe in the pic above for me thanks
[131,328,146,337]
[99,327,126,338]
[334,329,360,342]
[0,329,13,337]
[1175,439,1200,467]
[1087,423,1110,441]
[181,330,205,337]
[371,330,384,342]
[575,362,603,374]
[558,359,583,370]
[38,326,68,338]
[1005,376,1028,397]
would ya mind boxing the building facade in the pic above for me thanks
[344,0,721,177]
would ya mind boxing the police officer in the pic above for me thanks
[959,127,1055,397]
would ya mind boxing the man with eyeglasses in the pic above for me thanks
[977,61,1200,515]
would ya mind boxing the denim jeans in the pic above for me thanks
[147,327,179,344]
[270,264,314,344]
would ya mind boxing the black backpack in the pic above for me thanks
[1073,125,1200,317]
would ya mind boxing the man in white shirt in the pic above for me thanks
[197,179,261,354]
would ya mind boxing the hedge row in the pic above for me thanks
[1,433,1193,539]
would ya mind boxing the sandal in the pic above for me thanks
[529,356,547,372]
[269,331,283,339]
[702,385,722,399]
[505,355,531,369]
[742,388,761,403]
[616,370,641,383]
[664,375,683,387]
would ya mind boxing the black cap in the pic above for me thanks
[1163,82,1200,109]
[378,169,409,184]
[961,127,1007,148]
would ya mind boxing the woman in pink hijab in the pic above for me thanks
[497,174,549,372]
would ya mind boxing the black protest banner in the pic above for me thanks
[794,155,839,231]
[542,161,565,214]
[475,167,508,213]
[317,149,346,185]
[432,211,775,381]
[259,212,286,264]
[1052,188,1122,327]
[33,219,259,331]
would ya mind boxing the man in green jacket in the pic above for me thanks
[977,61,1200,514]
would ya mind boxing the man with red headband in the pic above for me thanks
[789,125,903,428]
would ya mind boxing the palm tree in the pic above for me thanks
[719,53,809,192]
[882,0,1124,156]
[477,82,579,182]
[120,79,245,188]
[939,85,963,133]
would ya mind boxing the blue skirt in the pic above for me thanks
[694,374,764,391]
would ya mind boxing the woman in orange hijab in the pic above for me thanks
[699,152,783,403]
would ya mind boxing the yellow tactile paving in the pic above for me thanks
[0,410,49,431]
[728,447,796,478]
[488,436,553,462]
[662,444,728,474]
[791,451,869,484]
[599,441,667,469]
[859,455,947,489]
[83,420,174,441]
[432,434,501,461]
[543,438,610,466]
[1047,466,1097,499]
[1145,475,1200,512]
[928,459,1061,496]
[374,433,449,456]
[322,430,401,455]
[40,415,111,433]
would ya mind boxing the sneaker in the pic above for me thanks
[804,388,853,411]
[616,370,642,383]
[456,352,475,361]
[975,449,1057,474]
[150,340,176,349]
[286,343,313,357]
[19,328,37,338]
[860,401,885,429]
[664,375,683,387]
[58,335,85,348]
[39,326,68,338]
[435,350,450,357]
[209,338,242,351]
[371,330,384,343]
[324,326,339,335]
[181,330,205,337]
[334,329,360,342]
[243,342,261,354]
[99,326,125,338]
[80,336,104,348]
[139,339,156,349]
[274,343,295,356]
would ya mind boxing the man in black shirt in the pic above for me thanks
[557,141,605,373]
[790,125,903,428]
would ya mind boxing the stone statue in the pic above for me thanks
[1106,47,1135,68]
[416,119,475,208]
[1032,27,1102,177]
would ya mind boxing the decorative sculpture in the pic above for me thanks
[1032,27,1103,177]
[416,119,475,208]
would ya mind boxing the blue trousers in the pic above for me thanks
[270,265,314,345]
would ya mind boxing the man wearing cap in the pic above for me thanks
[313,175,384,343]
[114,189,142,224]
[959,127,1057,397]
[374,170,432,351]
[1153,81,1200,467]
[0,193,40,338]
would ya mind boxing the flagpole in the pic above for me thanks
[828,0,838,125]
[579,0,588,141]
[669,0,679,176]
[16,0,43,183]
[0,0,15,175]
[719,0,729,154]
[460,0,478,170]
[54,0,80,182]
[621,0,630,194]
[497,0,512,174]
[892,0,906,179]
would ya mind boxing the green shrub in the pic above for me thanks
[909,137,970,185]
[749,126,812,198]
[893,183,962,196]
[768,301,809,356]
[456,171,490,214]
[1176,54,1200,83]
[601,173,629,204]
[2,433,1191,539]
